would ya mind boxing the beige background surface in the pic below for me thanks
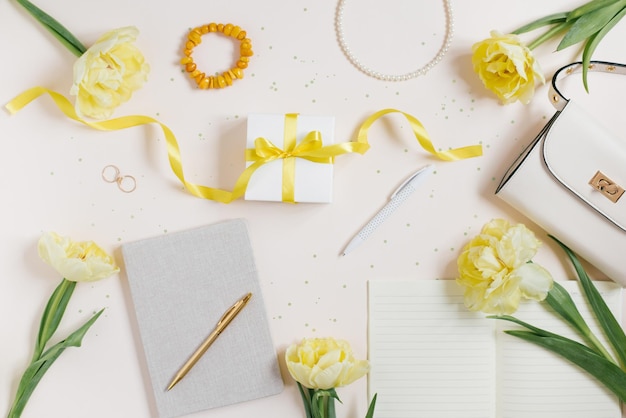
[1,0,625,417]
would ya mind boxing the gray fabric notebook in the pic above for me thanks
[121,219,284,418]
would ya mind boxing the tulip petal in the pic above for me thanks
[471,32,544,105]
[457,219,553,315]
[71,26,149,119]
[37,232,119,282]
[515,262,554,301]
[284,338,369,390]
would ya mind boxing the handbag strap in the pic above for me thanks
[549,60,626,111]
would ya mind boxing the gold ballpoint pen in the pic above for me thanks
[167,292,252,391]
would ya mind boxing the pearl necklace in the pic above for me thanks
[335,0,454,81]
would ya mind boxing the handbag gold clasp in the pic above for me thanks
[589,171,624,203]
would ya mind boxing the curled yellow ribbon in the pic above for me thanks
[5,86,241,202]
[355,108,483,161]
[5,87,482,204]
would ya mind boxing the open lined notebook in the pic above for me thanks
[368,279,623,418]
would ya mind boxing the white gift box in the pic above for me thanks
[244,113,335,203]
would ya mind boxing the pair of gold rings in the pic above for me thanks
[102,165,136,193]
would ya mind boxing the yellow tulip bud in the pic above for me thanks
[471,31,544,105]
[456,219,553,315]
[285,337,370,390]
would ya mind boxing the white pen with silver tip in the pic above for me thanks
[342,164,434,256]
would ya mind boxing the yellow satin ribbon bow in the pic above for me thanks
[5,87,482,204]
[249,133,330,203]
[246,113,352,202]
[249,133,333,164]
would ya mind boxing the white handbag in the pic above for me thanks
[496,61,626,286]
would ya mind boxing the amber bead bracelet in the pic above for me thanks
[180,23,253,89]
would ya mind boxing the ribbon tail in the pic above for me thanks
[6,86,78,118]
[6,87,242,203]
[356,108,483,161]
[229,160,275,202]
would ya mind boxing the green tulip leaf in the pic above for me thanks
[513,12,568,34]
[505,330,626,402]
[490,314,563,337]
[551,235,626,368]
[568,0,623,21]
[7,342,66,418]
[490,314,599,352]
[488,282,608,355]
[365,393,377,418]
[581,6,626,90]
[543,281,612,357]
[557,1,625,50]
[545,281,589,332]
[492,311,616,365]
[7,309,103,418]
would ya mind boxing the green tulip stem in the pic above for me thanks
[311,389,336,418]
[14,0,86,57]
[586,328,617,363]
[527,21,572,50]
[295,383,374,418]
[550,235,626,368]
[326,393,336,418]
[319,395,329,418]
[545,282,617,364]
[33,278,75,361]
[296,383,314,418]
